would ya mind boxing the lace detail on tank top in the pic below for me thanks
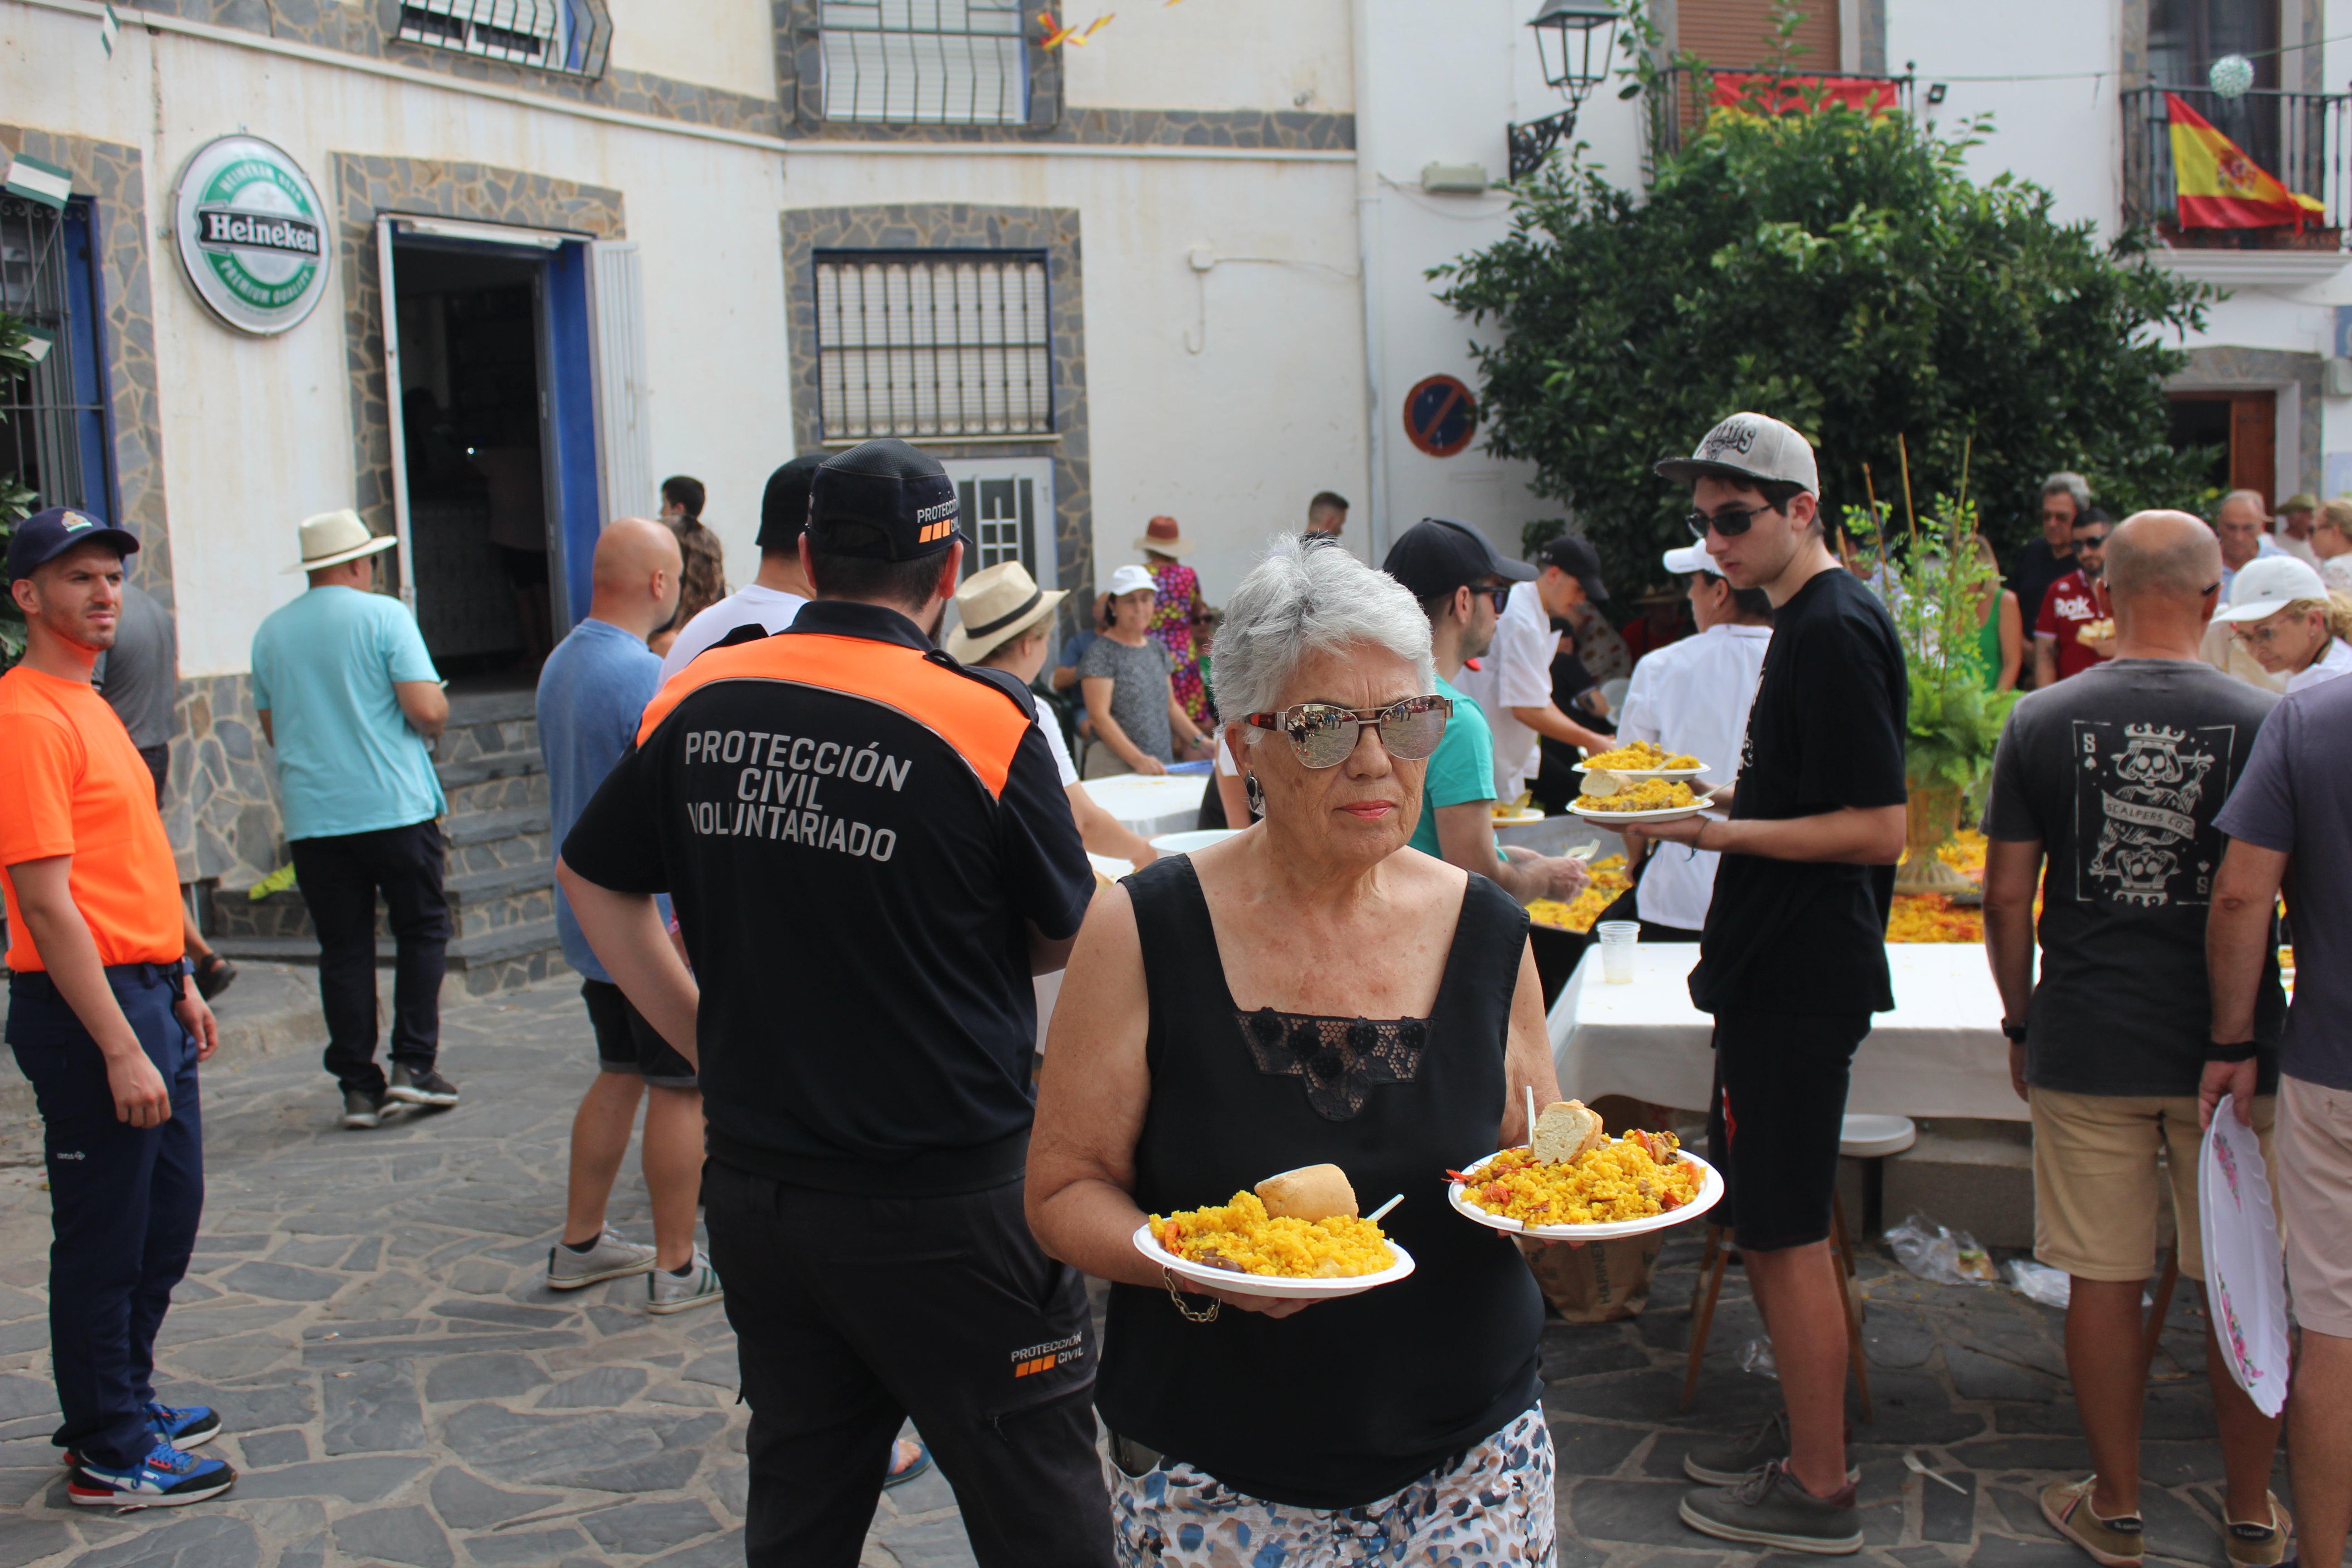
[1235,1007,1428,1122]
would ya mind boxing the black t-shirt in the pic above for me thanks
[1983,659,2283,1097]
[2009,538,2076,659]
[1691,567,1909,1014]
[561,600,1093,1196]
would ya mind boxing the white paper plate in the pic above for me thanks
[1132,1222,1416,1300]
[1448,1147,1724,1241]
[1491,808,1546,825]
[2200,1096,2290,1417]
[1566,802,1713,823]
[1149,828,1240,854]
[1575,762,1712,781]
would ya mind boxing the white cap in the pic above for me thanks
[1106,563,1157,597]
[1655,412,1820,494]
[1661,544,1715,577]
[2213,554,2328,622]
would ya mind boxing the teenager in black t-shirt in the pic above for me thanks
[1627,414,1909,1554]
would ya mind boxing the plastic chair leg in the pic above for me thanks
[1682,1224,1728,1412]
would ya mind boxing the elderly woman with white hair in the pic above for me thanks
[1028,537,1562,1565]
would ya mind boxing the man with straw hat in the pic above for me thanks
[250,510,457,1131]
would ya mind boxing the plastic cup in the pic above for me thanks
[1595,921,1640,984]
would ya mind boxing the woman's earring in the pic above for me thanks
[1244,771,1265,818]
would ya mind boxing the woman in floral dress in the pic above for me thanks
[1135,515,1210,725]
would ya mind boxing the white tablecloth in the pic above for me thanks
[1548,942,2024,1122]
[1083,772,1211,838]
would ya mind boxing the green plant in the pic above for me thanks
[1846,488,2018,791]
[0,310,36,666]
[1434,0,2216,596]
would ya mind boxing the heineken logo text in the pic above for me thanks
[197,207,321,258]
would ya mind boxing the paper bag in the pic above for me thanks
[1522,1233,1663,1323]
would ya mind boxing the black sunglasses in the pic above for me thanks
[1686,504,1779,540]
[1474,583,1511,612]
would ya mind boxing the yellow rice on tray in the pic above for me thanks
[1451,1133,1702,1226]
[1148,1191,1395,1278]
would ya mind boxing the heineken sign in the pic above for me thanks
[172,135,330,335]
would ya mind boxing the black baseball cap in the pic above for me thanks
[756,454,825,552]
[1382,517,1537,602]
[807,438,964,562]
[1534,532,1610,603]
[6,505,140,583]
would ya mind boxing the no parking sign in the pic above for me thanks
[1403,374,1479,458]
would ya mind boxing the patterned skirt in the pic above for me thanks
[1109,1404,1556,1566]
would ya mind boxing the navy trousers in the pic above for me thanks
[5,964,204,1469]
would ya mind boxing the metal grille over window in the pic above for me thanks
[0,196,107,515]
[396,0,612,78]
[815,253,1053,441]
[819,0,1029,124]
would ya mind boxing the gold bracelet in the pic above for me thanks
[1162,1268,1220,1323]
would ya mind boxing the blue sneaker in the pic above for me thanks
[60,1403,222,1467]
[68,1439,235,1506]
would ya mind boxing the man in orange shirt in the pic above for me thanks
[2,509,235,1507]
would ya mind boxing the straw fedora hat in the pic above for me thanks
[286,509,400,573]
[945,560,1069,664]
[1133,515,1194,557]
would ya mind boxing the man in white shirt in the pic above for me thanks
[2204,491,2291,695]
[1602,544,1774,939]
[2273,491,2321,568]
[657,456,820,682]
[1454,530,1615,804]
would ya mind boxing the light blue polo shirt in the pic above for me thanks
[1406,672,1498,858]
[250,586,446,841]
[537,616,667,982]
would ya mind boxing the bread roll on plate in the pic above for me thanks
[1532,1100,1607,1164]
[1254,1164,1358,1222]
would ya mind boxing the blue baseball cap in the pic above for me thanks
[6,506,140,583]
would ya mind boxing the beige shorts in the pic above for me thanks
[2030,1087,2276,1284]
[2278,1073,2352,1338]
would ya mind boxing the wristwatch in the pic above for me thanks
[2000,1019,2029,1044]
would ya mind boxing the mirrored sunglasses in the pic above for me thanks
[1241,696,1452,769]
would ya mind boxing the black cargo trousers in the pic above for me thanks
[702,1157,1114,1568]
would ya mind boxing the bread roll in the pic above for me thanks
[1579,769,1626,798]
[1532,1100,1607,1164]
[1254,1164,1358,1222]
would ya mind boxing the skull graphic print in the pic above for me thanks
[2075,720,2240,907]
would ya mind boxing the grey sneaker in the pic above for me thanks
[1684,1409,1860,1487]
[647,1250,723,1315]
[387,1065,461,1107]
[1680,1459,1864,1555]
[547,1229,659,1291]
[341,1089,387,1129]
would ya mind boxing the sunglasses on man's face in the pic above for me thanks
[1686,504,1778,540]
[1473,583,1511,612]
[1241,696,1452,769]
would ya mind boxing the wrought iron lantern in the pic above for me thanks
[1508,0,1622,181]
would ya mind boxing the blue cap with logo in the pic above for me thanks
[6,506,141,583]
[808,438,965,562]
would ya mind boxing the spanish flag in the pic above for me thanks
[2167,93,2327,229]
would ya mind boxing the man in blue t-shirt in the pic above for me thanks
[535,518,728,1314]
[1382,518,1590,906]
[251,511,453,1129]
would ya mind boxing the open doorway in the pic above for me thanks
[2168,389,2276,511]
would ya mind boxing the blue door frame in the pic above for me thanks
[541,240,601,631]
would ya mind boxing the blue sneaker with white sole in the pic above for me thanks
[61,1403,222,1468]
[68,1439,235,1506]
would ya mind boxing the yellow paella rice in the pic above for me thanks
[1451,1133,1702,1226]
[1581,740,1701,771]
[1148,1191,1395,1278]
[1574,779,1700,813]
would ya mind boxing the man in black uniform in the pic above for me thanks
[557,438,1108,1568]
[1625,413,1909,1555]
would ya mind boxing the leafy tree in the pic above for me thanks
[0,310,36,666]
[1436,5,2216,599]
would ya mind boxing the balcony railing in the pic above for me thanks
[1641,64,1913,168]
[2121,86,2347,248]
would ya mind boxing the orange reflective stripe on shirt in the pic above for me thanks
[637,633,1032,799]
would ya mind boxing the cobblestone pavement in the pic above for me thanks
[0,975,2317,1568]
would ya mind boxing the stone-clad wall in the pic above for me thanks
[167,673,285,888]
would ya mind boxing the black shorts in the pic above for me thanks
[580,979,697,1088]
[1705,1009,1871,1252]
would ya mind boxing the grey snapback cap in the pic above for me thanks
[1656,412,1819,493]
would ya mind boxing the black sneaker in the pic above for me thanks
[1680,1459,1865,1555]
[1684,1409,1860,1487]
[387,1066,460,1107]
[341,1089,388,1129]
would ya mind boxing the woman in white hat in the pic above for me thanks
[1134,515,1211,727]
[2214,555,2352,693]
[947,564,1159,869]
[1077,564,1216,777]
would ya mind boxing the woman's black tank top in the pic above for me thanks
[1094,855,1544,1511]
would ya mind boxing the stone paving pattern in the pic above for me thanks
[0,974,2328,1568]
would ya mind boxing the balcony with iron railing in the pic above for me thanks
[2121,85,2348,250]
[1637,64,1915,170]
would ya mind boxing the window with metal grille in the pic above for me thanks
[396,0,612,78]
[0,196,111,517]
[815,252,1052,442]
[819,0,1029,125]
